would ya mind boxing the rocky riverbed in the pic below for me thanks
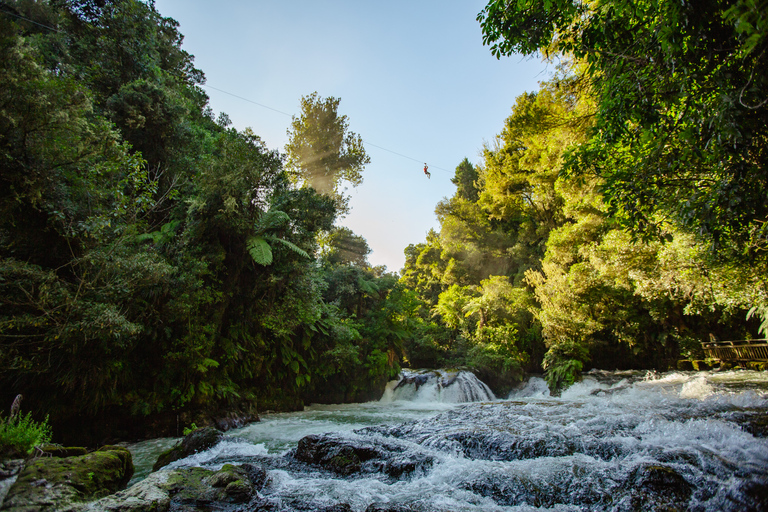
[2,370,768,511]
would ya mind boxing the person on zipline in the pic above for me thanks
[423,163,430,179]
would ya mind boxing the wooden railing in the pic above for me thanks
[701,339,768,362]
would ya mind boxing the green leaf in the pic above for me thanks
[256,210,291,233]
[267,236,310,259]
[247,235,273,265]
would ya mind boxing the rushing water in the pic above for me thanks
[128,369,768,511]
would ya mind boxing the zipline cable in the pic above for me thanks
[0,7,65,32]
[0,8,453,175]
[203,84,294,118]
[200,83,452,174]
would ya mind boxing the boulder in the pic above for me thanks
[0,460,24,508]
[84,462,268,512]
[294,434,433,478]
[365,505,414,512]
[152,426,223,472]
[0,446,133,512]
[318,505,352,512]
[624,464,692,511]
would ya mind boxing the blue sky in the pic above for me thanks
[153,0,549,273]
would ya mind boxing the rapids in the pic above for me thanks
[127,369,768,511]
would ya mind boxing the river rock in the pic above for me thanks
[152,426,223,472]
[0,446,133,512]
[623,464,692,511]
[294,434,433,478]
[0,460,24,508]
[365,504,414,512]
[82,462,268,512]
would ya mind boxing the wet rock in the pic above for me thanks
[294,434,433,478]
[465,472,609,509]
[0,446,133,512]
[725,478,768,512]
[295,435,373,476]
[210,403,260,432]
[730,409,768,438]
[624,464,692,511]
[152,426,223,472]
[364,504,414,512]
[0,460,24,508]
[85,462,268,511]
[319,505,352,512]
[394,372,431,391]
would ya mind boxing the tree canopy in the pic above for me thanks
[285,92,370,206]
[478,0,768,260]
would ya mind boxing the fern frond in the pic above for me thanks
[247,235,273,265]
[357,277,379,295]
[266,236,310,260]
[256,210,291,233]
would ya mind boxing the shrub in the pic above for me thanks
[0,412,52,458]
[543,340,590,394]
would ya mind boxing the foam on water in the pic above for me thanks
[166,438,269,470]
[507,376,550,399]
[381,369,495,404]
[127,369,768,511]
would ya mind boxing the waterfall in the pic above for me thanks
[124,370,768,511]
[380,369,495,403]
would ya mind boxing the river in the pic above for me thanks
[127,369,768,511]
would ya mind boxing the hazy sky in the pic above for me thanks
[153,0,549,273]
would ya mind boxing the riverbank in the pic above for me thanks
[3,369,767,511]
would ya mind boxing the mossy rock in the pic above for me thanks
[327,447,362,476]
[151,427,222,472]
[164,464,258,504]
[0,446,133,511]
[89,463,266,511]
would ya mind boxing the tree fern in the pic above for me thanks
[747,305,768,337]
[256,210,290,232]
[266,235,310,260]
[247,235,273,265]
[247,210,310,265]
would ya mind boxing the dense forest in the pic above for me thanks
[1,0,766,445]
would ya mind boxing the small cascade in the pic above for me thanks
[507,376,550,399]
[381,369,495,403]
[124,370,768,511]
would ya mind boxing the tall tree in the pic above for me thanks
[285,92,370,205]
[478,0,768,261]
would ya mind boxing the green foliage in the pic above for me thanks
[542,340,590,394]
[479,0,768,260]
[468,325,527,385]
[319,226,372,267]
[0,0,385,440]
[246,210,311,266]
[402,54,764,394]
[747,305,768,338]
[543,355,583,395]
[3,0,765,439]
[285,92,370,206]
[0,412,52,457]
[246,236,273,265]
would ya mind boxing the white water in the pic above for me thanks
[128,369,768,511]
